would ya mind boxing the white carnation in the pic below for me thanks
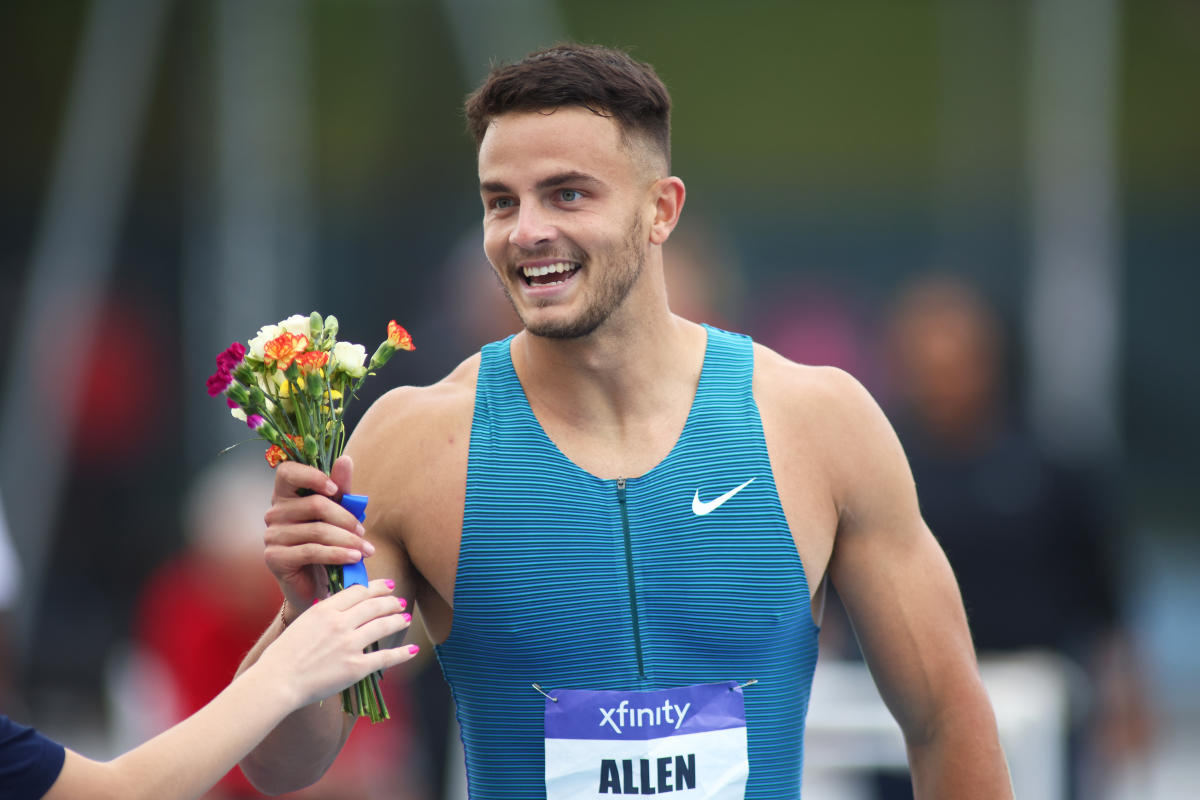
[248,324,282,360]
[331,341,368,378]
[279,314,311,337]
[230,407,247,422]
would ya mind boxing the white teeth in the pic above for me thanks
[522,262,577,278]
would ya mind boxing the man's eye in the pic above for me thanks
[558,189,581,202]
[492,197,515,210]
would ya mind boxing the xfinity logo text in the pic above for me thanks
[598,699,691,734]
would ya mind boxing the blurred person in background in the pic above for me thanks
[234,43,1011,799]
[128,456,426,799]
[3,578,417,800]
[878,274,1153,798]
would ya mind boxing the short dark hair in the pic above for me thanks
[464,44,671,169]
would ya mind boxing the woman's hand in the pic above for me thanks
[257,578,416,708]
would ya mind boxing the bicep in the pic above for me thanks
[831,516,979,740]
[825,376,982,741]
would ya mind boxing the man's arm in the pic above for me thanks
[235,449,414,793]
[819,368,1012,797]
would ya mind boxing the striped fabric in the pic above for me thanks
[436,325,820,798]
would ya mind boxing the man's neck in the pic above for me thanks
[510,311,707,443]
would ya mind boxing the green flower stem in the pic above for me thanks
[321,373,338,472]
[254,380,306,460]
[288,377,312,441]
[315,561,389,721]
[257,405,305,461]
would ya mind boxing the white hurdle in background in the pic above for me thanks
[803,651,1073,800]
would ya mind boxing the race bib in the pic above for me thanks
[544,682,749,798]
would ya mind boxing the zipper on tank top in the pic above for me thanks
[616,477,647,679]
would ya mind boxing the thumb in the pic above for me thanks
[330,454,354,497]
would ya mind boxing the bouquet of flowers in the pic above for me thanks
[206,312,414,721]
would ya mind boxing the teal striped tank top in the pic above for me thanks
[436,325,820,798]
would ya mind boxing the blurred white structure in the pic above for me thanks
[804,652,1072,800]
[1026,0,1122,462]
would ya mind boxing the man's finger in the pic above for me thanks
[275,461,339,498]
[265,495,364,534]
[329,455,354,499]
[266,542,367,570]
[266,521,373,554]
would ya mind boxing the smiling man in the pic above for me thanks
[236,44,1013,799]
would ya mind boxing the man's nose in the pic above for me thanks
[509,203,557,250]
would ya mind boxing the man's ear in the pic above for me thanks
[648,176,686,245]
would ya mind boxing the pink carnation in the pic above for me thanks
[206,369,232,397]
[215,341,246,372]
[207,342,246,397]
[246,414,265,430]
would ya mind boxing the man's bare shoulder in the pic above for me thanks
[348,355,479,468]
[753,341,914,522]
[752,342,879,431]
[366,355,477,428]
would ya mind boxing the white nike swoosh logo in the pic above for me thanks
[692,478,756,516]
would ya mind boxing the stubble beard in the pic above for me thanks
[502,215,647,340]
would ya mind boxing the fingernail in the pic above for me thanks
[363,540,376,556]
[407,644,420,655]
[397,597,406,610]
[312,598,320,606]
[325,481,338,494]
[384,579,395,590]
[355,523,365,535]
[401,613,411,623]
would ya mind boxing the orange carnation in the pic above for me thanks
[264,435,305,468]
[295,350,329,373]
[387,321,414,351]
[263,332,309,369]
[264,444,288,468]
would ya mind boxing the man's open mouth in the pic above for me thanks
[522,261,581,287]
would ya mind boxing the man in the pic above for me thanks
[238,44,1012,798]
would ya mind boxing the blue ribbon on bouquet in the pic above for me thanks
[338,493,370,588]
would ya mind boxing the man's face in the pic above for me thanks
[477,107,658,339]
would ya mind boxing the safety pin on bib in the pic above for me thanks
[535,679,756,700]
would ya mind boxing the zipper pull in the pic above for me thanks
[617,477,626,490]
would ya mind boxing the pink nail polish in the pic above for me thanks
[401,613,411,623]
[384,579,395,590]
[397,597,406,610]
[312,598,320,606]
[407,644,420,655]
